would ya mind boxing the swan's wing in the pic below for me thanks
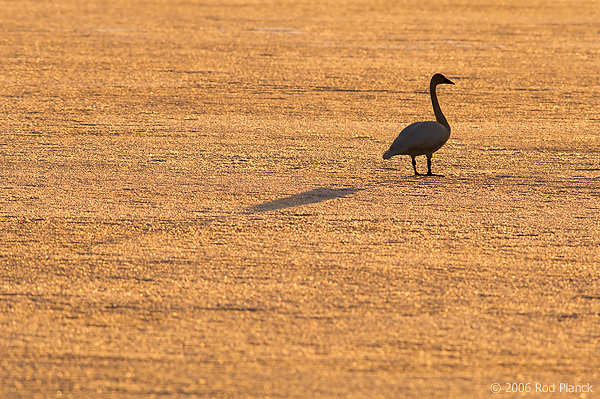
[386,121,449,157]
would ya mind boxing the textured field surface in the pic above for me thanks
[1,0,599,398]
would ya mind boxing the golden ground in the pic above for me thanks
[1,0,599,398]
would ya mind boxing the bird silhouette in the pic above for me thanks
[383,73,455,176]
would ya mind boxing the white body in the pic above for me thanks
[383,121,449,159]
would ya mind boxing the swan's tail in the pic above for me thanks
[383,150,393,160]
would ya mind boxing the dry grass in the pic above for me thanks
[1,0,599,398]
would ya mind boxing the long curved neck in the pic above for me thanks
[430,81,450,133]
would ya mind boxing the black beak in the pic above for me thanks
[445,77,455,85]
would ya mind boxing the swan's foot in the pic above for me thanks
[425,172,444,177]
[425,156,443,176]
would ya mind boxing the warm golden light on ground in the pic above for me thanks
[1,0,599,398]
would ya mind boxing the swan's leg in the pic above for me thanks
[426,154,443,177]
[411,156,420,175]
[426,155,433,175]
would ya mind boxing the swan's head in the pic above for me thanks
[431,73,454,86]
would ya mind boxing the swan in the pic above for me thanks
[383,73,455,176]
